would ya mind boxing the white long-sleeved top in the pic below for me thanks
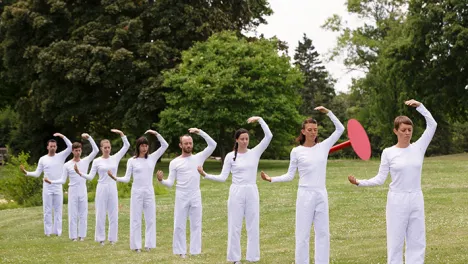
[50,136,99,188]
[204,118,272,185]
[116,134,169,188]
[357,104,437,192]
[161,130,217,191]
[270,111,345,189]
[81,136,130,184]
[26,136,73,192]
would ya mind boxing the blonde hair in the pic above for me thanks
[100,139,110,147]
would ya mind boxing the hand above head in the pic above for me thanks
[404,99,421,108]
[110,129,124,137]
[260,171,271,182]
[247,116,261,124]
[81,133,90,140]
[197,166,206,177]
[348,175,359,185]
[145,129,159,136]
[314,106,330,114]
[188,128,200,134]
[53,133,65,138]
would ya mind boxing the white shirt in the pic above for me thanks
[50,136,99,191]
[117,134,169,189]
[82,136,130,184]
[161,131,217,191]
[357,104,437,192]
[26,136,73,193]
[205,118,272,185]
[271,111,345,189]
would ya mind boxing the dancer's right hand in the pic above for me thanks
[74,164,82,176]
[43,177,51,184]
[19,165,27,175]
[260,171,271,182]
[197,166,206,177]
[348,175,358,185]
[156,170,163,181]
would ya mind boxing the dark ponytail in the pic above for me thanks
[233,128,249,161]
[233,142,239,161]
[296,118,319,145]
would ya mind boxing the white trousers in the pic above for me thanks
[130,187,156,250]
[42,186,63,236]
[227,184,260,262]
[95,182,119,242]
[295,187,329,264]
[386,190,425,264]
[173,189,202,255]
[68,185,88,239]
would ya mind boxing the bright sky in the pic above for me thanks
[249,0,365,93]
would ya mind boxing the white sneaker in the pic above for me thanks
[135,249,141,253]
[109,241,116,245]
[79,237,85,242]
[99,241,105,246]
[72,238,77,242]
[179,254,186,258]
[145,247,150,252]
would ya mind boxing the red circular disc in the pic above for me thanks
[347,119,371,160]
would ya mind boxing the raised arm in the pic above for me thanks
[193,129,217,161]
[145,130,169,163]
[269,149,298,183]
[201,153,233,182]
[82,134,99,163]
[115,158,133,183]
[250,117,273,155]
[112,131,130,161]
[350,149,390,187]
[55,133,72,161]
[24,158,44,178]
[159,161,176,187]
[320,110,345,150]
[412,103,437,153]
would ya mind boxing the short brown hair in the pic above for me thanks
[72,142,82,149]
[394,116,413,130]
[179,134,191,143]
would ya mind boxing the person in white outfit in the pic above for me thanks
[108,130,168,252]
[44,133,99,241]
[20,133,72,237]
[348,99,437,264]
[74,129,130,245]
[156,128,217,258]
[260,106,344,264]
[198,117,272,264]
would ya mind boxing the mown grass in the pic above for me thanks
[0,154,467,263]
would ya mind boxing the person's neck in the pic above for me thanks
[181,152,192,157]
[47,153,55,157]
[138,154,146,158]
[102,154,110,159]
[237,147,248,153]
[302,139,316,147]
[395,142,410,148]
[73,157,81,162]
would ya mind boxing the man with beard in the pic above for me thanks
[157,128,217,258]
[20,133,72,237]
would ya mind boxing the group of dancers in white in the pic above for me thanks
[20,99,436,264]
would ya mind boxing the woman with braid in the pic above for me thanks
[197,116,272,264]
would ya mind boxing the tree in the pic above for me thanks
[159,31,304,160]
[293,34,335,120]
[0,0,272,161]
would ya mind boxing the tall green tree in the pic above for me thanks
[0,0,272,160]
[159,31,304,160]
[293,34,335,120]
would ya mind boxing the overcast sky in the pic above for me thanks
[248,0,364,93]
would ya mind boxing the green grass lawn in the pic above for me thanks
[0,154,467,263]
